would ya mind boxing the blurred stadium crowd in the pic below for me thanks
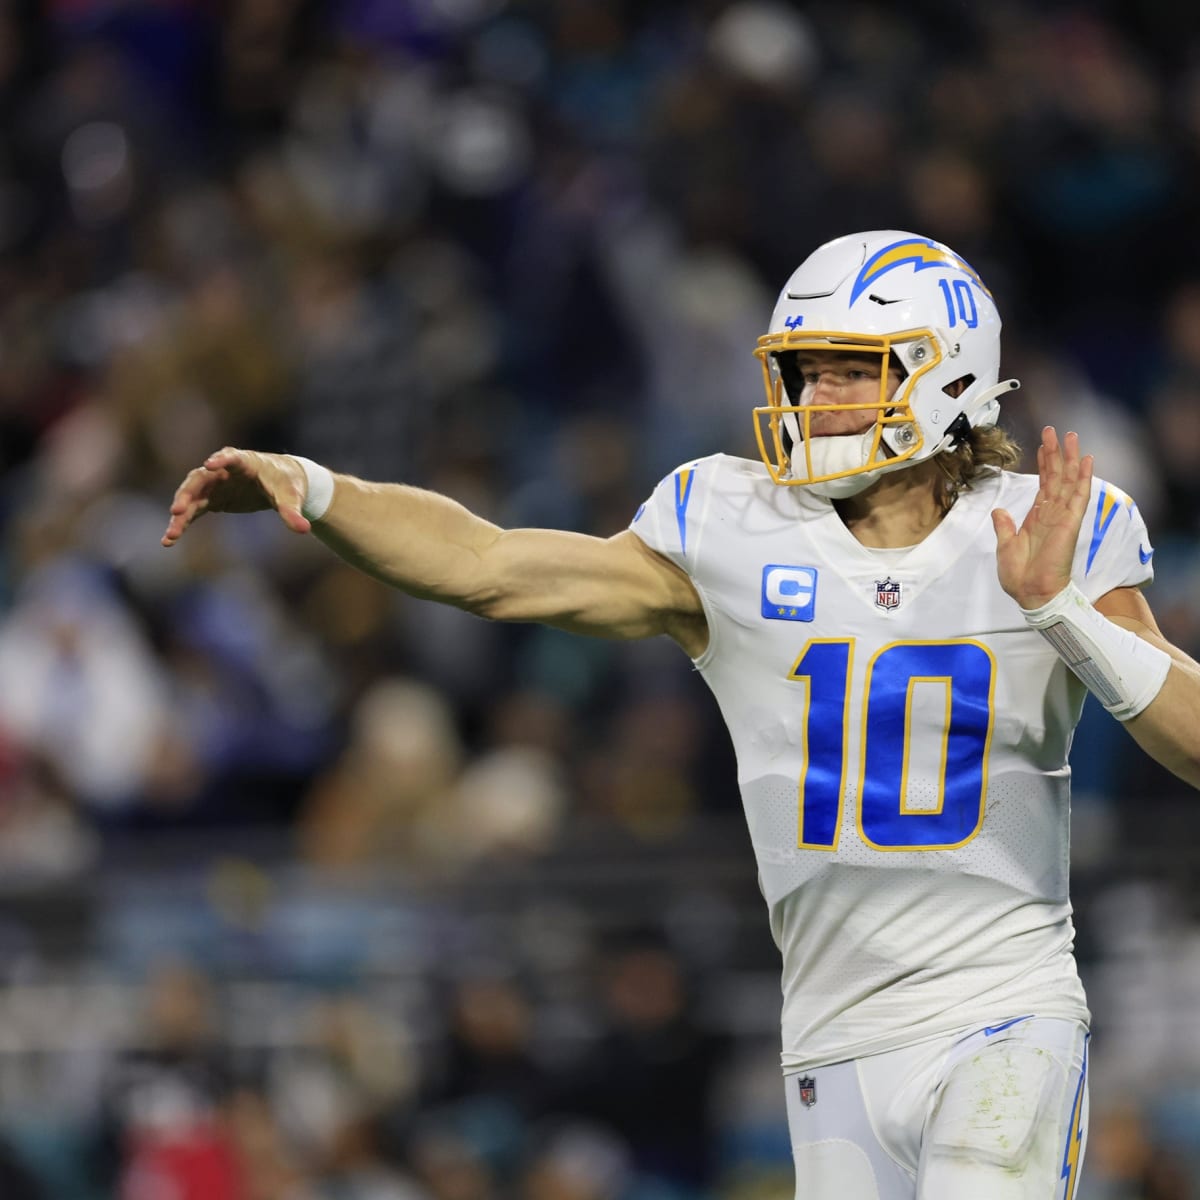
[0,0,1198,1196]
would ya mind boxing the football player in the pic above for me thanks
[163,231,1200,1200]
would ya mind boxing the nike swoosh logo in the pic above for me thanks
[1138,545,1153,564]
[983,1015,1034,1037]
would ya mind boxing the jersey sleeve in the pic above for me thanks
[627,458,711,576]
[1072,477,1155,602]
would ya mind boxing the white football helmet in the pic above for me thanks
[752,230,1019,497]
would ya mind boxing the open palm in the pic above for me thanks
[991,427,1093,610]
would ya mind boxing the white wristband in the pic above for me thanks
[1020,581,1170,721]
[289,455,335,522]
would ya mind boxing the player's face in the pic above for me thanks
[794,351,904,437]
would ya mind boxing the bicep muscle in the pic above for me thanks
[478,528,706,649]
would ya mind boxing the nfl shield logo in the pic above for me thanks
[875,577,901,611]
[798,1075,817,1108]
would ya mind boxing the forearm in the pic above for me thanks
[306,471,700,641]
[311,473,506,612]
[1021,582,1200,790]
[1112,625,1200,788]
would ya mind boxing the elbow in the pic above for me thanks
[408,561,509,620]
[464,585,563,625]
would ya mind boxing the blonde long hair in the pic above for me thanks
[934,425,1022,513]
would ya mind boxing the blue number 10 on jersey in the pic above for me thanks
[788,639,995,851]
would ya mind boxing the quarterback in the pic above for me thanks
[163,231,1200,1200]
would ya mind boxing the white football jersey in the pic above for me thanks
[630,455,1154,1071]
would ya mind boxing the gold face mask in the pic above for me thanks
[751,330,944,490]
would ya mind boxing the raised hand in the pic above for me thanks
[161,448,311,547]
[991,426,1093,609]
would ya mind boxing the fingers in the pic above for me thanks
[1061,430,1081,482]
[203,446,247,473]
[162,510,201,547]
[162,466,217,546]
[1056,431,1094,512]
[163,448,313,545]
[1078,448,1094,493]
[1037,426,1060,498]
[162,493,212,546]
[278,505,312,536]
[991,507,1017,545]
[162,451,248,547]
[1037,427,1094,502]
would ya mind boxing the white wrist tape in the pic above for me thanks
[1020,581,1170,721]
[289,456,335,522]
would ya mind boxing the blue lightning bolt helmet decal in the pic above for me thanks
[849,237,993,307]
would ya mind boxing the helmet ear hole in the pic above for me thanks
[942,376,976,442]
[943,373,974,400]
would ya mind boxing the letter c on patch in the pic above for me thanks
[761,565,818,621]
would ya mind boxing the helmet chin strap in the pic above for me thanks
[794,429,897,498]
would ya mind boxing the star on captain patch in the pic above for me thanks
[798,1076,817,1108]
[875,577,901,611]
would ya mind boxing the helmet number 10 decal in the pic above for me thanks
[788,638,995,851]
[938,278,979,329]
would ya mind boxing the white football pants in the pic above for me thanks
[784,1016,1089,1200]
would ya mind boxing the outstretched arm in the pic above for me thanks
[992,427,1200,788]
[162,448,707,653]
